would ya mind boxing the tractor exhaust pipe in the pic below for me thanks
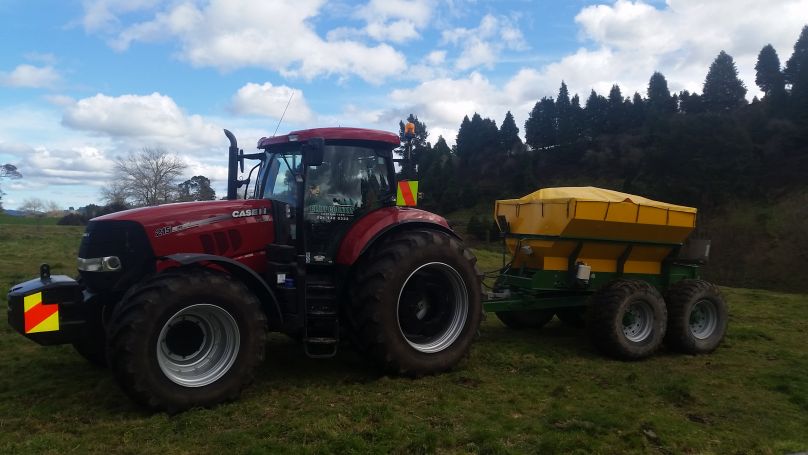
[224,129,239,200]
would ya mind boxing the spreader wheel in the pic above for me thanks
[351,230,482,376]
[664,279,727,354]
[588,279,667,360]
[495,310,555,329]
[106,268,266,412]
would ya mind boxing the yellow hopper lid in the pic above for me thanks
[503,187,696,213]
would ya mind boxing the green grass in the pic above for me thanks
[1,225,807,454]
[0,212,60,225]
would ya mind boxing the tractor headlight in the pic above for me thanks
[77,256,122,272]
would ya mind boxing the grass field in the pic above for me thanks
[1,224,807,454]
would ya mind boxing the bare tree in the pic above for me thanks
[0,163,22,210]
[107,147,187,206]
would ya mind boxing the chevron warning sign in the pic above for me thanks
[23,292,60,334]
[396,180,418,207]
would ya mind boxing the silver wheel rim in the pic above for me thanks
[397,262,469,353]
[157,304,240,387]
[622,301,654,342]
[689,299,718,340]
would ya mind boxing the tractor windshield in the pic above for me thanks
[255,148,302,205]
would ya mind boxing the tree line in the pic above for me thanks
[402,25,808,224]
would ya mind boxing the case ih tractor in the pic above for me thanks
[8,127,483,412]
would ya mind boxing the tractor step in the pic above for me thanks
[303,278,339,358]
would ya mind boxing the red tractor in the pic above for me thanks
[8,127,482,412]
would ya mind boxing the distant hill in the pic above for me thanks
[1,210,24,216]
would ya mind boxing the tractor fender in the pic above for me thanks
[161,253,283,328]
[336,207,459,266]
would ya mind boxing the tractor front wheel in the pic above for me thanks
[106,268,266,412]
[351,230,482,376]
[588,279,667,360]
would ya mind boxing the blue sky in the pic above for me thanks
[1,0,806,210]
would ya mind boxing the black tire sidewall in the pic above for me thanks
[361,232,482,374]
[612,293,667,354]
[666,280,728,354]
[110,271,265,411]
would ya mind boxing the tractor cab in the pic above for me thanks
[229,128,400,265]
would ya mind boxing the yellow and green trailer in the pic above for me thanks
[483,187,727,359]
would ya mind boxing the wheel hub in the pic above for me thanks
[689,299,718,340]
[397,262,469,354]
[157,304,240,388]
[622,301,653,342]
[165,318,205,358]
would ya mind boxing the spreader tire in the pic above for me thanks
[106,268,266,413]
[588,279,667,360]
[664,279,727,354]
[556,307,587,328]
[495,310,555,329]
[351,230,482,376]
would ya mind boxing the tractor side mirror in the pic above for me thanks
[303,137,325,167]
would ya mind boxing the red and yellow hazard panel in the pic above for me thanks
[23,292,60,334]
[396,180,419,206]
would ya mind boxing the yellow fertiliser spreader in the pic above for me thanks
[485,187,727,360]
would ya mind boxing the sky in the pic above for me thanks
[0,0,806,210]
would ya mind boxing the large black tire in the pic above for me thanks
[588,279,667,360]
[664,279,727,354]
[350,230,482,376]
[495,310,555,329]
[106,268,267,413]
[556,307,587,328]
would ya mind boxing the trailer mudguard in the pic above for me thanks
[162,253,283,328]
[335,207,458,266]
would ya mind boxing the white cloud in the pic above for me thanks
[100,0,407,83]
[81,0,162,32]
[230,82,314,123]
[0,64,60,88]
[559,0,808,98]
[442,14,527,70]
[354,0,435,43]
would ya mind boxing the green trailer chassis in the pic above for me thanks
[482,233,701,314]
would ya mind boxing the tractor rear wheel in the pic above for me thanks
[106,268,266,412]
[588,279,667,360]
[351,230,482,376]
[664,279,727,354]
[495,310,555,329]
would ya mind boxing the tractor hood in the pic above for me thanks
[91,199,275,258]
[94,199,272,226]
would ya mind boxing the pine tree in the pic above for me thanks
[784,25,808,86]
[525,98,557,150]
[499,111,521,153]
[607,84,625,131]
[556,81,576,143]
[571,94,585,138]
[456,115,472,162]
[784,25,808,119]
[584,90,608,137]
[628,92,645,128]
[755,44,786,99]
[647,72,676,114]
[702,51,747,112]
[678,90,704,114]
